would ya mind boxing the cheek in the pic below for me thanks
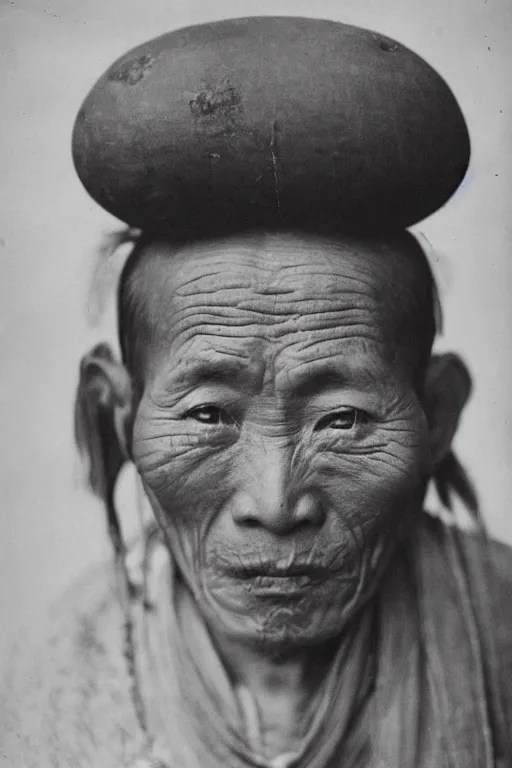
[132,406,243,594]
[131,401,238,533]
[308,413,430,528]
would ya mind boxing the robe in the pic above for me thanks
[1,514,512,767]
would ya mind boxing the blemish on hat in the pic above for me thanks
[189,82,241,117]
[377,36,401,53]
[108,53,154,85]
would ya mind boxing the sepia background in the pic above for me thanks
[1,0,511,665]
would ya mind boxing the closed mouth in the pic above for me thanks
[222,562,332,582]
[244,574,319,594]
[209,561,357,608]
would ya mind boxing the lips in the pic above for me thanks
[207,557,358,612]
[221,562,331,581]
[214,560,343,598]
[244,573,320,595]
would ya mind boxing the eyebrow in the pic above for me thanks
[288,362,383,398]
[169,356,259,389]
[167,355,382,396]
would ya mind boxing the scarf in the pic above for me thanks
[124,517,503,768]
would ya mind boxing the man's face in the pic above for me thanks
[131,233,431,649]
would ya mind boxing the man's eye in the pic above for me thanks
[314,408,364,431]
[185,405,234,426]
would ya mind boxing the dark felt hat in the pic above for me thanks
[72,16,470,237]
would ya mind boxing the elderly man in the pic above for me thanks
[1,16,511,768]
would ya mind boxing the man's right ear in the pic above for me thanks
[74,343,134,503]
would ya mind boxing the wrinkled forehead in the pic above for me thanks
[136,231,416,309]
[130,231,424,376]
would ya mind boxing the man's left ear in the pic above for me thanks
[423,352,472,467]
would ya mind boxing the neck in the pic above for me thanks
[208,628,342,758]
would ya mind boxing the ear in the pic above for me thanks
[74,343,133,502]
[423,352,472,467]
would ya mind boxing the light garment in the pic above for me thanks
[1,514,511,767]
[127,517,511,768]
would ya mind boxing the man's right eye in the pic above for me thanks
[185,405,234,426]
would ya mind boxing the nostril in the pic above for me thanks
[241,517,260,528]
[230,491,265,526]
[293,491,325,528]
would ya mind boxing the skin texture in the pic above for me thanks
[124,232,434,659]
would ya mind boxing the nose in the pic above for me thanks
[230,445,325,535]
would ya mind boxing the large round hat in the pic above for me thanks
[72,16,470,236]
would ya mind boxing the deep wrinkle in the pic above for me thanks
[118,230,436,392]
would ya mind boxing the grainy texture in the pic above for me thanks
[0,568,145,767]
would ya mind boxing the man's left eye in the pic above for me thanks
[314,408,365,431]
[185,405,235,426]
